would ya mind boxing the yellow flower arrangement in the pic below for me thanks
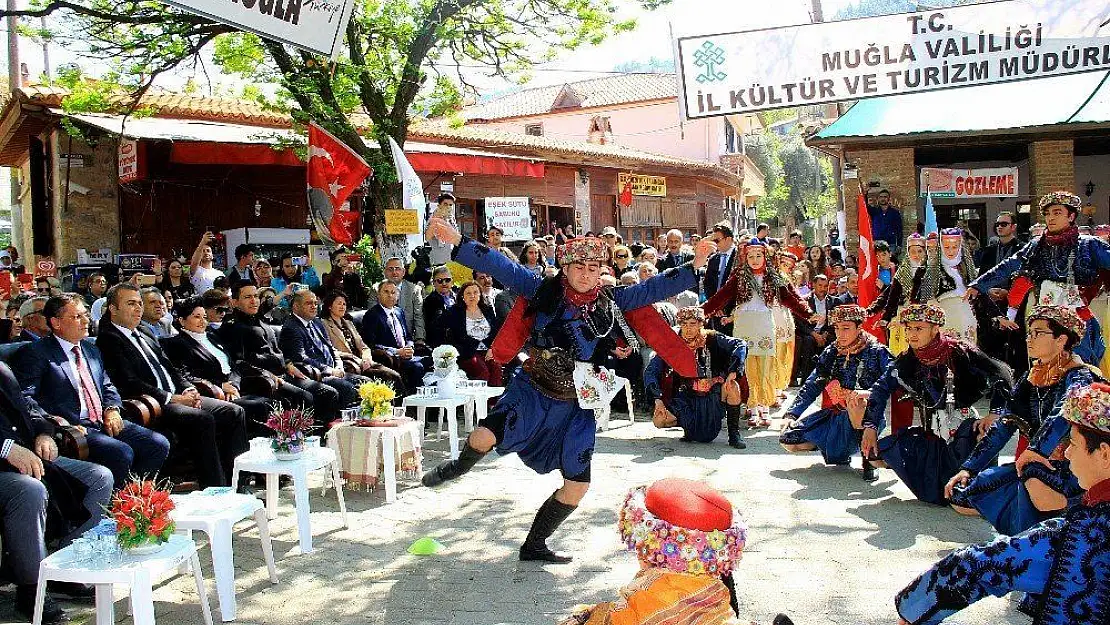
[358,380,397,420]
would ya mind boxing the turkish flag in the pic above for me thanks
[307,122,372,245]
[618,181,633,207]
[856,194,884,341]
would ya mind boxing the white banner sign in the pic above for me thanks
[162,0,356,58]
[919,167,1019,198]
[486,197,532,241]
[676,0,1110,118]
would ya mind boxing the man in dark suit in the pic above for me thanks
[279,289,364,411]
[14,294,169,489]
[96,284,247,488]
[219,281,342,424]
[794,275,836,384]
[703,223,737,302]
[423,265,457,348]
[362,281,428,393]
[0,358,113,623]
[828,272,859,310]
[16,296,49,342]
[655,229,694,272]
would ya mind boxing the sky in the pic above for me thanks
[5,0,861,94]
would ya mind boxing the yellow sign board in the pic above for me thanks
[384,209,420,235]
[618,173,667,197]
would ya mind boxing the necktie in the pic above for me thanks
[717,252,728,290]
[309,321,334,366]
[72,346,103,424]
[390,311,405,347]
[133,331,172,391]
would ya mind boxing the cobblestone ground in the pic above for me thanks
[4,400,1029,625]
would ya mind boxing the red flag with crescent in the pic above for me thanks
[307,122,372,245]
[856,193,885,341]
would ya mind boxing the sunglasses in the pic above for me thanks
[435,278,453,284]
[214,306,232,314]
[995,222,1012,227]
[615,254,629,258]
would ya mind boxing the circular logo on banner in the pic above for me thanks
[36,259,57,276]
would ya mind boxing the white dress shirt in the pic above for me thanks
[54,335,88,421]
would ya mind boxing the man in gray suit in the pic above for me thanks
[371,256,427,348]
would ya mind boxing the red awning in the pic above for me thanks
[406,152,544,178]
[170,139,543,178]
[171,143,304,167]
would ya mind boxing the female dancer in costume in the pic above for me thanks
[870,233,927,356]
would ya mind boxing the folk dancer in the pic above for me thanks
[915,228,979,344]
[780,305,893,481]
[895,381,1110,625]
[774,251,799,398]
[421,217,713,563]
[645,306,749,449]
[849,304,1013,505]
[870,233,927,356]
[969,190,1110,366]
[703,239,814,428]
[947,305,1097,535]
[558,478,754,625]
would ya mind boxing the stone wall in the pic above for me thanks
[1029,139,1075,202]
[49,129,121,264]
[842,147,916,250]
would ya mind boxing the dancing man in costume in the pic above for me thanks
[848,304,1013,505]
[645,306,749,449]
[947,305,1098,535]
[969,190,1110,365]
[895,381,1110,625]
[780,304,892,482]
[422,217,713,563]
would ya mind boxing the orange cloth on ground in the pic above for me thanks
[563,569,734,625]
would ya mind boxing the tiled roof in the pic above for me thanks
[460,73,677,121]
[408,121,740,186]
[13,84,290,128]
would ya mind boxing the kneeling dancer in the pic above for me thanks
[645,306,749,448]
[780,304,892,481]
[895,382,1110,625]
[947,305,1097,535]
[422,217,712,563]
[849,304,1013,505]
[559,477,749,625]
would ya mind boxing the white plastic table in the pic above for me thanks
[401,394,471,459]
[458,386,506,432]
[33,534,212,625]
[230,446,349,554]
[171,491,280,621]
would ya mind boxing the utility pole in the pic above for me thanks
[40,16,49,82]
[809,0,846,244]
[6,0,19,92]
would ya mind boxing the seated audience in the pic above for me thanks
[96,283,248,489]
[157,258,195,300]
[361,281,428,393]
[319,291,403,389]
[138,286,176,339]
[611,244,636,276]
[277,289,366,411]
[473,271,501,319]
[271,253,321,303]
[423,265,457,348]
[14,294,170,488]
[202,288,232,330]
[369,255,427,347]
[17,296,48,341]
[444,281,502,385]
[219,281,342,424]
[162,297,273,437]
[83,272,109,306]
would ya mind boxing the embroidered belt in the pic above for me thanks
[522,347,578,401]
[683,376,724,395]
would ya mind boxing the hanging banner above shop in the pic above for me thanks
[675,0,1110,118]
[618,173,667,197]
[485,197,532,241]
[161,0,356,58]
[919,167,1019,198]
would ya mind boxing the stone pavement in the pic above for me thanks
[5,405,1030,625]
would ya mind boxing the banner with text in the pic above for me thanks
[675,0,1110,118]
[162,0,356,58]
[618,173,667,197]
[919,167,1019,198]
[485,197,532,241]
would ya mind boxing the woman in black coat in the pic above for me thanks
[161,297,273,436]
[444,281,502,385]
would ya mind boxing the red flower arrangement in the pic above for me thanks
[265,406,316,454]
[110,478,176,550]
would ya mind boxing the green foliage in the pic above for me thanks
[353,235,384,285]
[612,56,673,73]
[748,130,836,224]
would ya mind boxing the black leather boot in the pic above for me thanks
[421,442,487,487]
[861,457,878,482]
[726,405,747,449]
[519,494,577,563]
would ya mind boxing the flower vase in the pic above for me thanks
[437,376,457,398]
[272,436,305,461]
[125,537,167,556]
